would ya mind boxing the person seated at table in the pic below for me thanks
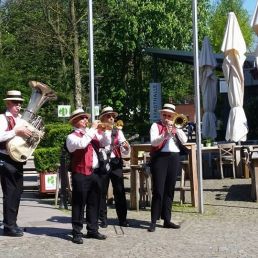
[148,103,187,232]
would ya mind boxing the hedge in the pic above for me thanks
[34,122,72,172]
[34,147,61,173]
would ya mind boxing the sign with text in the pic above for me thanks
[86,105,101,117]
[149,82,162,122]
[58,105,71,118]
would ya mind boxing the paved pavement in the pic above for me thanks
[1,176,258,258]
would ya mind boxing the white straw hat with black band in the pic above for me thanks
[69,108,91,123]
[3,90,24,102]
[159,103,176,114]
[99,106,118,120]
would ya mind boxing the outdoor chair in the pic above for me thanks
[217,143,236,179]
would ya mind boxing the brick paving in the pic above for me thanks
[1,177,258,257]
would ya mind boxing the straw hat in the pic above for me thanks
[69,108,90,123]
[99,106,118,120]
[3,90,24,102]
[159,103,176,114]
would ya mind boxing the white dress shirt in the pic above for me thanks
[0,111,20,155]
[150,122,188,153]
[66,127,109,169]
[100,129,130,158]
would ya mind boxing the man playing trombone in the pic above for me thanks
[148,103,187,232]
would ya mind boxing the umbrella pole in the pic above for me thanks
[192,0,204,214]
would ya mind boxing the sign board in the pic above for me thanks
[149,82,162,122]
[58,105,71,117]
[86,105,101,117]
[44,174,57,191]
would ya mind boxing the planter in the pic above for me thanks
[39,173,57,194]
[205,143,212,147]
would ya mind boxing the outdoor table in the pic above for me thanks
[234,145,258,178]
[201,145,252,178]
[130,143,198,211]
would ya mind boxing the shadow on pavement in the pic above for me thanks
[0,227,72,241]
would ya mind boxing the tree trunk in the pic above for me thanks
[70,0,82,108]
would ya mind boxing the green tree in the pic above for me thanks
[209,0,253,52]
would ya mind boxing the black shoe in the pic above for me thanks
[100,221,108,228]
[119,220,129,227]
[148,223,156,232]
[72,234,83,244]
[3,227,24,237]
[163,222,180,229]
[86,232,107,240]
[14,226,24,233]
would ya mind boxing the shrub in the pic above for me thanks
[34,122,72,173]
[34,147,61,173]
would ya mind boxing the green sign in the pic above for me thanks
[58,105,71,118]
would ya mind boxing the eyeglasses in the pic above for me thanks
[106,114,115,118]
[11,100,22,105]
[163,114,172,118]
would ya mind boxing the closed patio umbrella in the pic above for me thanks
[221,12,248,142]
[200,36,218,140]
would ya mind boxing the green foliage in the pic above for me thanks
[35,122,72,172]
[39,123,72,148]
[34,147,60,173]
[209,0,253,52]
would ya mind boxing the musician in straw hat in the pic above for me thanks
[98,106,130,228]
[66,108,108,244]
[0,90,32,237]
[148,103,187,232]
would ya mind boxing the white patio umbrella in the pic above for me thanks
[199,36,218,139]
[221,12,248,142]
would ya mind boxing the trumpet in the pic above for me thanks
[114,120,124,130]
[87,122,113,130]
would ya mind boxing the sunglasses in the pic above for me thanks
[162,113,172,118]
[11,100,22,105]
[106,114,115,118]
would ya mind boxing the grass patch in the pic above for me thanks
[172,202,197,213]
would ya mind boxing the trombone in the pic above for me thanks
[166,113,188,130]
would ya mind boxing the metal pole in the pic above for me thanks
[88,0,95,121]
[192,0,204,213]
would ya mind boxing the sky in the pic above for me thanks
[242,0,257,18]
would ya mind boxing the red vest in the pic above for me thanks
[112,130,121,158]
[71,131,99,176]
[150,121,168,155]
[0,115,16,150]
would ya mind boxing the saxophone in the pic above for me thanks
[6,81,57,162]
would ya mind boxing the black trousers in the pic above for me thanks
[99,167,127,223]
[71,171,101,236]
[150,152,180,224]
[0,153,23,229]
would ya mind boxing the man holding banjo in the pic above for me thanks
[0,90,32,237]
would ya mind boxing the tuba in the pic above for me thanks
[6,81,57,162]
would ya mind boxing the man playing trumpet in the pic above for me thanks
[66,108,108,244]
[148,103,187,232]
[98,106,130,228]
